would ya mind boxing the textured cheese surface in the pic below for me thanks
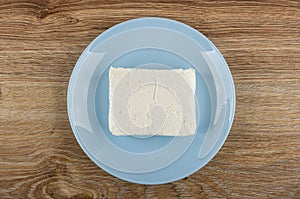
[109,67,196,136]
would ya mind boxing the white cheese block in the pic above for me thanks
[109,67,196,136]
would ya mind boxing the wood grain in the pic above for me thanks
[0,0,299,198]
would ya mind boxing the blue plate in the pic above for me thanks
[68,17,235,184]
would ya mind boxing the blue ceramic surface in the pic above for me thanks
[68,17,235,184]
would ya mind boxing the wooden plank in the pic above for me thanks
[0,0,299,198]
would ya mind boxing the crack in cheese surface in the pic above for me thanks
[109,67,196,136]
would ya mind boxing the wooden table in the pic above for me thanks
[1,1,299,198]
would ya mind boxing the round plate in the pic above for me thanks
[68,17,235,184]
